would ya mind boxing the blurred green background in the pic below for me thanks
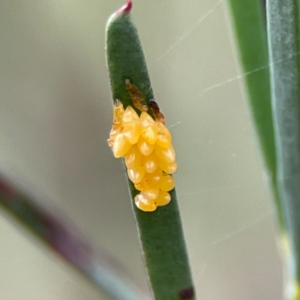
[0,0,282,299]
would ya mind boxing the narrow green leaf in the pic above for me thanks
[0,173,149,300]
[267,0,300,298]
[225,0,284,228]
[105,2,195,300]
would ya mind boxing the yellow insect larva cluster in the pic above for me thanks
[107,101,177,212]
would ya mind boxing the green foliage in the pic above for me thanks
[228,0,300,298]
[267,1,300,298]
[226,0,284,229]
[105,4,195,300]
[0,175,147,300]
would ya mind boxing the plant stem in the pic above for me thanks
[267,0,300,298]
[105,2,195,299]
[0,173,150,300]
[226,0,284,229]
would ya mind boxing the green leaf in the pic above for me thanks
[228,0,300,297]
[105,2,195,300]
[0,173,149,300]
[226,0,284,229]
[267,0,300,298]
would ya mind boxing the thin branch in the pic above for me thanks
[0,173,150,300]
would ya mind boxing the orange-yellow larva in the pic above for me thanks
[107,86,176,212]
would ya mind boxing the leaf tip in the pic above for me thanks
[117,0,133,14]
[106,0,133,31]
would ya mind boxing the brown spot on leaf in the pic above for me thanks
[150,99,165,124]
[178,286,195,299]
[125,79,148,112]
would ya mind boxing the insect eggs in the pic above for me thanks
[107,85,177,212]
